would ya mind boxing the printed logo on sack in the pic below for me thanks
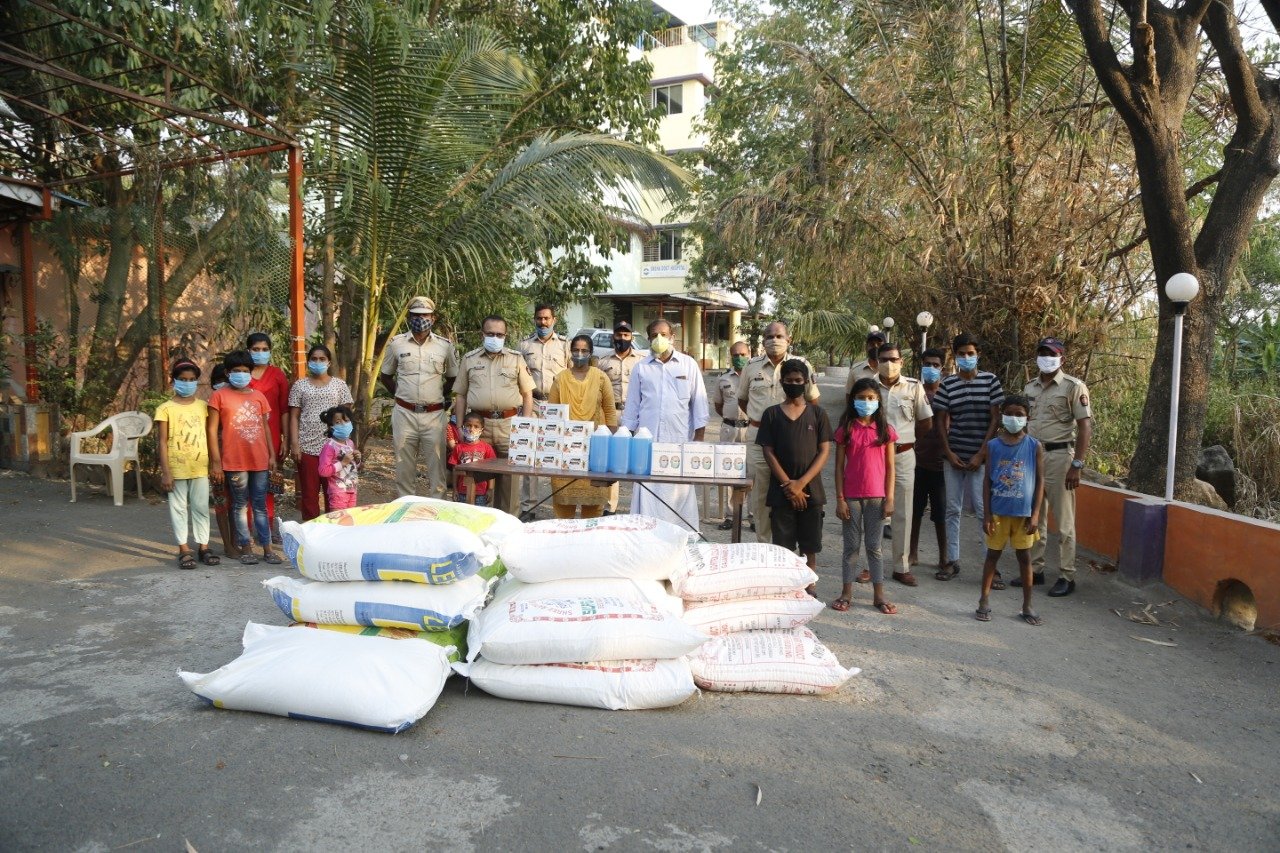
[358,551,481,584]
[282,532,301,566]
[354,602,458,631]
[270,588,300,621]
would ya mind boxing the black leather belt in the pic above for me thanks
[723,417,748,428]
[1044,441,1074,451]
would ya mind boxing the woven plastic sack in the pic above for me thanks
[688,628,858,694]
[460,657,696,710]
[290,622,467,663]
[467,577,706,665]
[681,590,824,636]
[310,496,521,550]
[178,622,453,732]
[498,515,691,583]
[264,575,490,631]
[280,519,494,583]
[669,543,819,602]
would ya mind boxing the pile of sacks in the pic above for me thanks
[178,497,518,732]
[462,515,708,710]
[670,542,857,694]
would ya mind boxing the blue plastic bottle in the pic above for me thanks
[588,425,612,473]
[629,427,653,476]
[608,426,632,475]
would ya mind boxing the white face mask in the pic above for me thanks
[1037,355,1062,374]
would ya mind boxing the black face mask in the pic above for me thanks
[782,382,806,399]
[613,339,631,353]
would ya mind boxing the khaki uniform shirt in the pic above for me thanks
[455,348,534,414]
[844,359,880,395]
[1024,371,1092,444]
[378,332,458,405]
[597,349,644,412]
[712,369,746,424]
[519,333,571,400]
[736,354,821,422]
[876,375,933,444]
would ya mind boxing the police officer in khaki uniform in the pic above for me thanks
[736,321,820,543]
[844,330,887,399]
[518,304,571,518]
[453,315,535,516]
[597,320,644,514]
[1013,336,1093,597]
[710,340,752,530]
[870,341,932,586]
[379,296,458,498]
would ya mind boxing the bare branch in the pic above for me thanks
[1065,0,1140,120]
[1102,168,1222,260]
[1201,0,1268,134]
[1259,0,1280,35]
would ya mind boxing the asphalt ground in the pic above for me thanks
[1,371,1277,851]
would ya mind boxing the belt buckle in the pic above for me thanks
[488,409,503,419]
[415,403,427,414]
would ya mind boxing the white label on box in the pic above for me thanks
[537,434,562,452]
[509,449,535,468]
[562,452,589,473]
[510,417,537,436]
[714,444,748,479]
[535,450,563,469]
[510,433,536,451]
[651,443,683,476]
[682,443,716,478]
[563,420,593,440]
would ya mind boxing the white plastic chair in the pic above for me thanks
[69,411,153,506]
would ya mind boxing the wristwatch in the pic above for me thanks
[1070,459,1084,469]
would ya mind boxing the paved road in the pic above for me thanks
[1,373,1278,851]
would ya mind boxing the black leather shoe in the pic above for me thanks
[1048,578,1076,597]
[1010,572,1045,588]
[717,519,733,530]
[602,509,615,516]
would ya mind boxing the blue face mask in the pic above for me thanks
[228,371,252,389]
[331,422,353,440]
[173,379,198,397]
[854,399,879,417]
[956,355,978,372]
[250,350,271,366]
[212,382,227,391]
[483,335,505,353]
[535,325,552,338]
[922,366,941,383]
[307,360,329,376]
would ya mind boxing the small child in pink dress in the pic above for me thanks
[317,405,360,510]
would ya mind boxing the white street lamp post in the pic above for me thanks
[1164,273,1200,502]
[916,310,934,353]
[882,316,895,342]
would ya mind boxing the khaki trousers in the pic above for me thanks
[482,416,520,517]
[889,448,915,573]
[391,406,447,498]
[1031,448,1077,580]
[747,426,772,543]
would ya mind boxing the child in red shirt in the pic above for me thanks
[208,350,280,565]
[448,411,497,505]
[832,377,898,615]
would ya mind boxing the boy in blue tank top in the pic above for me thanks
[977,395,1045,625]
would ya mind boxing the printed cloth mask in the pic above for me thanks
[763,338,787,357]
[854,399,879,417]
[331,422,353,440]
[782,382,805,399]
[922,366,942,383]
[571,353,591,367]
[535,325,552,338]
[250,350,271,366]
[613,338,632,353]
[483,335,505,353]
[1002,415,1027,433]
[461,429,480,443]
[408,315,433,334]
[173,379,197,397]
[650,334,671,355]
[956,354,979,371]
[307,360,329,376]
[731,355,748,370]
[878,361,901,381]
[1037,355,1062,374]
[228,371,251,389]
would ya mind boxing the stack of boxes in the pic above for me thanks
[509,403,593,471]
[650,442,747,480]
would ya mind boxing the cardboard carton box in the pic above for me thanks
[510,433,537,452]
[682,442,716,479]
[714,443,749,480]
[535,450,563,469]
[562,451,589,473]
[561,435,589,455]
[509,449,535,468]
[536,402,569,422]
[536,433,562,452]
[651,442,684,477]
[510,416,537,437]
[563,420,593,440]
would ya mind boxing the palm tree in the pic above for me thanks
[307,0,689,417]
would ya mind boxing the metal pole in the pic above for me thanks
[1164,311,1184,502]
[19,220,39,402]
[288,145,306,380]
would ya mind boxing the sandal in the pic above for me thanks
[855,569,872,584]
[239,551,260,565]
[892,571,918,587]
[198,548,221,566]
[935,562,960,581]
[1020,611,1044,626]
[263,550,284,565]
[873,600,898,615]
[991,573,1006,591]
[829,597,851,612]
[975,606,992,622]
[178,551,196,570]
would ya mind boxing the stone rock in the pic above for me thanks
[1189,478,1229,511]
[1196,445,1236,508]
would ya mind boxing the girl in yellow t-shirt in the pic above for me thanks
[155,359,219,569]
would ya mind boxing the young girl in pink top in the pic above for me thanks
[832,378,898,614]
[317,406,361,510]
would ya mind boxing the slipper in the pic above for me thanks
[935,562,960,581]
[239,551,260,565]
[178,551,196,570]
[198,548,221,566]
[991,573,1006,591]
[855,569,871,584]
[1020,611,1044,626]
[829,597,851,612]
[263,551,284,565]
[974,606,992,622]
[873,601,898,615]
[892,571,918,587]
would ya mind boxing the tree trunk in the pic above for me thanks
[86,177,136,389]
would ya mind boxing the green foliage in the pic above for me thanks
[26,321,80,417]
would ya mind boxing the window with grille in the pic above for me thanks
[643,229,683,261]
